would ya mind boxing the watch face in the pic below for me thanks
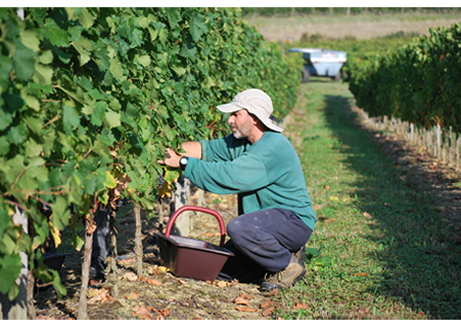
[180,157,187,165]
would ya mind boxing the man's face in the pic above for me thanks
[228,109,254,139]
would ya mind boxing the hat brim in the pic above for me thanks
[217,102,243,113]
[255,114,284,132]
[217,102,283,132]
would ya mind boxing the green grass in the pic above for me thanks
[273,78,461,319]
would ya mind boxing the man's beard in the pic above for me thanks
[231,124,251,139]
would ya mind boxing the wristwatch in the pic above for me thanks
[179,156,189,171]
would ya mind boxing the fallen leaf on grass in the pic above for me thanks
[354,273,369,277]
[132,305,170,320]
[323,185,331,190]
[125,291,140,300]
[132,305,154,320]
[118,258,135,265]
[138,275,162,286]
[363,212,372,219]
[260,306,276,317]
[213,279,239,288]
[237,292,255,300]
[293,302,310,310]
[235,306,258,312]
[267,289,279,297]
[233,296,249,306]
[260,300,278,309]
[147,265,168,275]
[120,271,138,281]
[159,308,170,317]
[87,288,113,304]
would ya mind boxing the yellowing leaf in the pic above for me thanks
[49,218,62,247]
[157,180,172,198]
[104,170,117,189]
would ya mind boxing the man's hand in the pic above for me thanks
[157,147,181,168]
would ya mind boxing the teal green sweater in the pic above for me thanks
[183,131,317,231]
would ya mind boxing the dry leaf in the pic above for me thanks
[268,289,279,297]
[363,212,372,219]
[126,291,140,300]
[215,280,228,288]
[260,306,276,317]
[148,265,168,275]
[120,271,138,281]
[176,278,188,285]
[323,185,331,190]
[235,306,258,312]
[293,302,309,310]
[159,308,170,317]
[213,279,238,288]
[138,275,162,286]
[239,292,255,300]
[87,288,113,304]
[354,273,368,277]
[260,300,278,309]
[233,296,249,306]
[132,305,154,320]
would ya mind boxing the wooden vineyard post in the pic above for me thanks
[455,132,459,171]
[448,126,452,165]
[437,124,442,159]
[172,176,191,236]
[426,128,431,152]
[133,202,143,277]
[77,211,95,320]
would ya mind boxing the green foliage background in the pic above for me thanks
[347,22,461,132]
[0,7,302,300]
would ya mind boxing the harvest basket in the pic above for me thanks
[155,205,234,281]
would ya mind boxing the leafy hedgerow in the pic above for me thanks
[348,22,461,133]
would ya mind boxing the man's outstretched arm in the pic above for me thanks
[157,141,202,168]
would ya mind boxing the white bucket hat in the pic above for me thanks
[217,89,283,132]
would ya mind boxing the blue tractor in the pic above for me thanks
[289,48,347,83]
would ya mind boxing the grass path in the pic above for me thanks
[274,79,461,319]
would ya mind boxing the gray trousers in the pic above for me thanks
[218,208,312,283]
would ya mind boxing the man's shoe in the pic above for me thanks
[260,254,306,292]
[294,245,306,266]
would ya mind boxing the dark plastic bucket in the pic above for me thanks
[155,205,234,281]
[43,253,71,271]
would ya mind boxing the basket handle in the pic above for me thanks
[165,205,227,247]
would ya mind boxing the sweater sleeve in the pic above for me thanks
[183,151,270,195]
[199,134,247,162]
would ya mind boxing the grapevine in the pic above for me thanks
[0,7,302,316]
